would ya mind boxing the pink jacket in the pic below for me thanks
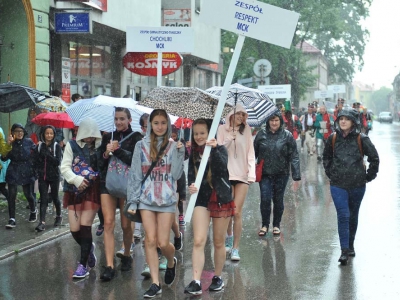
[217,104,256,183]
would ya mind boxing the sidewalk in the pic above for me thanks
[0,194,98,260]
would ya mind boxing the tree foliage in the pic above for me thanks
[221,0,371,108]
[369,87,392,113]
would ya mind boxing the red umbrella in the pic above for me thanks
[31,112,75,129]
[174,117,193,129]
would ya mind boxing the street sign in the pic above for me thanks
[199,0,299,48]
[126,27,194,53]
[258,84,291,98]
[253,59,272,77]
[314,90,334,99]
[55,13,90,34]
[328,85,346,94]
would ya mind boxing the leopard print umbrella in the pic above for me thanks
[141,87,233,120]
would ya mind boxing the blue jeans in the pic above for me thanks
[259,174,289,228]
[330,185,366,250]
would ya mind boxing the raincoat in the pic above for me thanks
[217,104,256,183]
[34,125,63,182]
[126,113,184,213]
[253,112,301,180]
[323,109,379,189]
[2,124,36,185]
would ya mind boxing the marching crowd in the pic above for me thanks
[0,95,379,298]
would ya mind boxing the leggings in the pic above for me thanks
[38,179,61,222]
[8,183,35,219]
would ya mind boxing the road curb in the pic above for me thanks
[0,220,100,261]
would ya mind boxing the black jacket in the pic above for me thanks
[254,113,301,180]
[98,126,143,184]
[323,130,379,189]
[188,145,232,205]
[2,137,36,185]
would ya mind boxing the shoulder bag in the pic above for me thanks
[123,142,169,223]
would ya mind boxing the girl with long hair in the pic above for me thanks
[184,119,234,295]
[126,109,184,298]
[217,104,255,261]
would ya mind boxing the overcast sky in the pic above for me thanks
[352,0,400,89]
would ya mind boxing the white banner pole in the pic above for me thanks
[184,34,246,223]
[157,52,162,87]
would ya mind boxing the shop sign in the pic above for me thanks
[61,57,71,103]
[123,52,183,76]
[163,9,191,27]
[55,12,90,33]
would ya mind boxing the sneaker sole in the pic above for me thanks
[72,272,89,279]
[144,289,162,298]
[209,282,225,291]
[5,225,15,229]
[231,256,240,261]
[185,290,202,295]
[116,252,125,259]
[141,270,151,278]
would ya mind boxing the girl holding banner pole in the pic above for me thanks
[184,118,234,295]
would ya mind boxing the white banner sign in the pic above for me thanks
[314,90,334,99]
[126,26,194,53]
[328,84,346,94]
[199,0,299,48]
[258,84,291,98]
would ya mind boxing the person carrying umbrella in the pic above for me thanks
[3,124,37,228]
[25,107,42,145]
[33,125,63,232]
[217,104,256,261]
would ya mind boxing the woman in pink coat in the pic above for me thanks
[217,104,255,261]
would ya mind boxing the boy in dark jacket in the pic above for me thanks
[34,125,63,231]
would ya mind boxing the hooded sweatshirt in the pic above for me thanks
[35,125,63,181]
[126,113,184,213]
[217,104,256,183]
[60,117,102,189]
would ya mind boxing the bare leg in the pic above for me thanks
[191,207,210,280]
[141,210,160,285]
[212,216,231,275]
[232,183,249,249]
[157,212,176,267]
[101,194,117,268]
[119,198,133,257]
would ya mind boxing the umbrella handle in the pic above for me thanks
[109,109,115,156]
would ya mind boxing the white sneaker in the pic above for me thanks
[231,248,240,261]
[134,228,142,239]
[116,248,125,258]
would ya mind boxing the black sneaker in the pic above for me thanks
[100,266,116,281]
[144,283,162,298]
[174,232,183,251]
[164,257,177,285]
[54,216,63,226]
[35,222,45,232]
[28,210,38,222]
[96,224,104,236]
[5,219,16,229]
[208,276,224,291]
[184,280,202,295]
[120,255,133,272]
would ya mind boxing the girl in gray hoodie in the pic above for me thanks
[126,109,184,298]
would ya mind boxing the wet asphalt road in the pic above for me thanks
[0,121,400,300]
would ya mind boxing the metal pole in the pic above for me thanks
[157,52,162,87]
[184,34,246,223]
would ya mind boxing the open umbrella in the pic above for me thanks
[36,96,69,112]
[31,112,75,129]
[0,82,49,113]
[141,87,233,120]
[66,95,148,132]
[174,117,193,129]
[206,83,278,127]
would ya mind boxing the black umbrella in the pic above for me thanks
[0,82,49,113]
